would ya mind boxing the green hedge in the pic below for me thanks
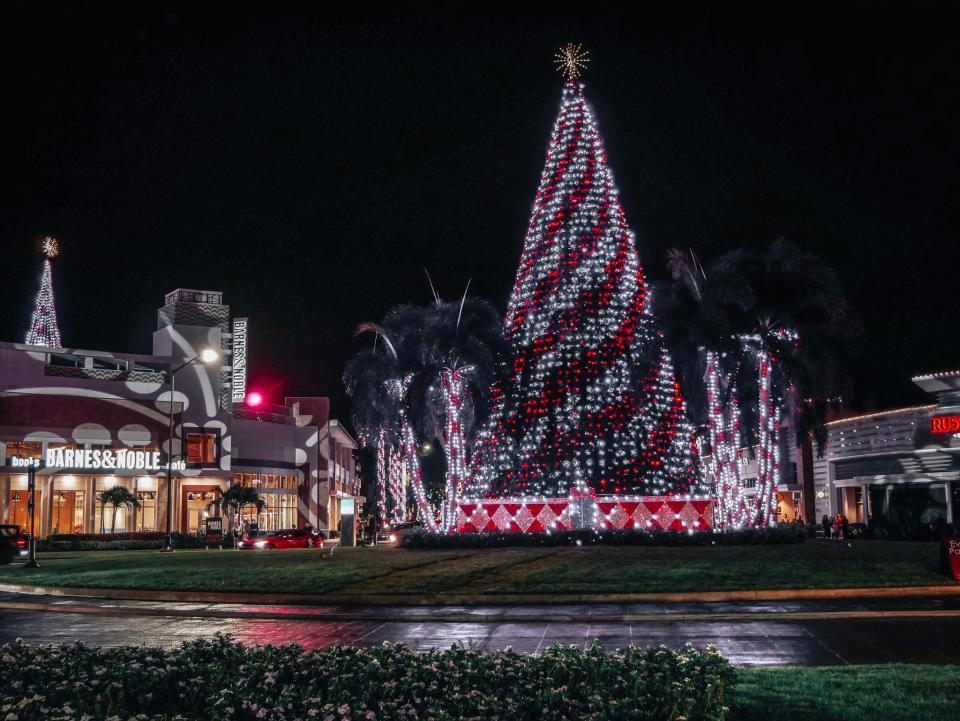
[0,635,732,721]
[37,532,223,552]
[400,525,806,549]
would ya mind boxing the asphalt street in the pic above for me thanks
[2,590,960,666]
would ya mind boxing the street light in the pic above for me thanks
[24,459,44,569]
[160,348,219,553]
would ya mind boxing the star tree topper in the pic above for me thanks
[554,43,590,79]
[40,236,60,258]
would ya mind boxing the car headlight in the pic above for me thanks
[254,541,267,548]
[389,534,397,543]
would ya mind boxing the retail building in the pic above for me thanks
[811,370,959,531]
[0,289,359,537]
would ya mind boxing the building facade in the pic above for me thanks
[0,289,360,537]
[812,371,960,532]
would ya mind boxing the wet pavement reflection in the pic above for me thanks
[1,591,959,667]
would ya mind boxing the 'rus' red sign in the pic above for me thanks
[930,415,960,434]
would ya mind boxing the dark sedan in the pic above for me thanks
[0,525,29,564]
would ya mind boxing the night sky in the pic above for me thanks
[3,6,958,421]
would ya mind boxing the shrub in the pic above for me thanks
[37,532,211,552]
[400,525,806,549]
[0,634,733,721]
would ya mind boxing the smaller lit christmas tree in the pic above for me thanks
[25,236,63,348]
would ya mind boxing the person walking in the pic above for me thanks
[821,514,831,539]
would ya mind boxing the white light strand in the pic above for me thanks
[468,79,699,501]
[440,368,468,532]
[388,445,405,524]
[376,429,388,526]
[397,374,439,532]
[25,258,62,348]
[704,351,748,529]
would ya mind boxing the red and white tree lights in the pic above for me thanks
[467,72,699,502]
[740,328,798,527]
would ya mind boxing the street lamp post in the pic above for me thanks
[160,348,219,553]
[24,460,43,569]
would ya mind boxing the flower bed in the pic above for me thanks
[400,525,806,549]
[0,635,732,721]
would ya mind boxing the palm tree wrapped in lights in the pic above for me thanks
[343,343,403,526]
[662,248,749,529]
[408,288,507,531]
[347,293,507,533]
[349,310,438,532]
[660,240,858,528]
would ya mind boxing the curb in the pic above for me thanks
[2,581,960,607]
[2,599,960,624]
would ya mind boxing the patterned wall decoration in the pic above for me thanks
[455,496,714,534]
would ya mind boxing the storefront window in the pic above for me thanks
[869,483,948,539]
[136,491,156,531]
[232,473,297,489]
[240,493,297,531]
[5,441,42,461]
[186,433,218,465]
[7,490,41,529]
[52,491,84,534]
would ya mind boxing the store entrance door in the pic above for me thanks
[179,487,221,535]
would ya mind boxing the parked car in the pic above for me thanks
[238,528,325,550]
[0,525,29,564]
[377,520,423,545]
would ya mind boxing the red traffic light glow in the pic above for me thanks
[246,391,264,407]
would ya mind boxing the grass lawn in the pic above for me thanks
[731,665,960,721]
[0,540,953,597]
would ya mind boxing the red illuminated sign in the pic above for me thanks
[930,415,960,434]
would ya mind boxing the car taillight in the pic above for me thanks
[15,539,26,547]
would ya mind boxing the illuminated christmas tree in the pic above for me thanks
[469,47,699,499]
[25,237,63,348]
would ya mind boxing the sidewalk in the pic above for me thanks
[3,580,960,609]
[2,588,960,666]
[3,584,960,623]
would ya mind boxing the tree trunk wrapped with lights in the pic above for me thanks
[388,446,405,524]
[440,368,468,531]
[397,375,439,532]
[705,351,747,528]
[468,68,699,500]
[375,430,388,526]
[741,328,797,527]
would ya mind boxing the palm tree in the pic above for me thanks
[343,343,402,526]
[659,248,751,528]
[407,291,508,531]
[97,486,141,534]
[350,292,508,534]
[219,484,265,539]
[353,307,439,532]
[658,240,859,526]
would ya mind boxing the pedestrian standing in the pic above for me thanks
[821,514,831,539]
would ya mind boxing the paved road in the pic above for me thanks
[1,590,959,667]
